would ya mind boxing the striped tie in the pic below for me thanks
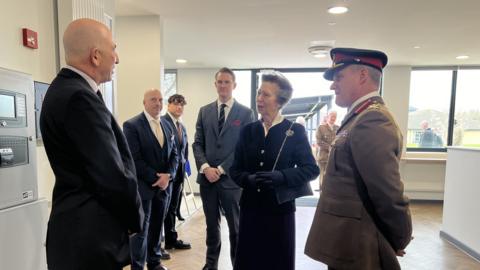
[218,103,227,133]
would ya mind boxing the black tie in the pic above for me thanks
[96,90,104,104]
[218,103,227,133]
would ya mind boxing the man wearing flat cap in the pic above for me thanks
[305,48,412,270]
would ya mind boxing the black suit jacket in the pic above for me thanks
[162,113,188,182]
[123,112,178,200]
[230,119,319,212]
[40,68,144,269]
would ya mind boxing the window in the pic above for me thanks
[233,70,252,108]
[407,68,480,151]
[163,69,177,102]
[407,70,451,150]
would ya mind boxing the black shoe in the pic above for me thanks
[202,265,217,270]
[160,248,171,260]
[165,239,191,250]
[177,214,185,221]
[148,263,168,270]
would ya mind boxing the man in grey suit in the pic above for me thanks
[193,67,255,270]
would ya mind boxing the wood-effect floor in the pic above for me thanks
[126,201,480,270]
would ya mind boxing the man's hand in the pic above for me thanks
[152,173,170,190]
[204,167,221,183]
[396,249,406,257]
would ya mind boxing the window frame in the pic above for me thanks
[407,66,480,152]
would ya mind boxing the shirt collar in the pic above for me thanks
[217,97,234,108]
[167,111,181,123]
[65,65,99,93]
[262,112,284,129]
[348,91,379,113]
[144,109,160,122]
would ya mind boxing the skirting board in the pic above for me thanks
[440,230,480,262]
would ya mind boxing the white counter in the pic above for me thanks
[440,147,480,261]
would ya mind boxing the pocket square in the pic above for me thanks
[232,119,241,126]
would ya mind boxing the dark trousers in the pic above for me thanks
[130,184,172,270]
[200,184,241,269]
[164,176,184,244]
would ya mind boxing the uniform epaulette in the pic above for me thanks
[366,102,381,111]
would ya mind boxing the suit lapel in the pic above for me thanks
[209,102,220,137]
[160,118,172,155]
[141,114,162,162]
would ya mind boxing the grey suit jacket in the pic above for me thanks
[193,100,255,189]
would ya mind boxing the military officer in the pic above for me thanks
[315,111,339,190]
[305,48,412,270]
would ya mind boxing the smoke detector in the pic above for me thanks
[308,45,332,58]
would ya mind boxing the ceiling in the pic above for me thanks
[115,0,480,69]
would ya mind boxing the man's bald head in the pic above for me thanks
[63,19,119,84]
[143,89,163,119]
[64,19,108,64]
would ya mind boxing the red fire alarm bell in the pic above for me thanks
[22,28,38,49]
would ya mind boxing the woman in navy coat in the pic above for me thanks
[230,71,319,270]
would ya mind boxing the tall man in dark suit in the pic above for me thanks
[40,19,143,270]
[193,67,255,270]
[305,48,412,270]
[162,94,192,250]
[123,89,178,270]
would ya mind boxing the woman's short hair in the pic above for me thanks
[261,71,293,108]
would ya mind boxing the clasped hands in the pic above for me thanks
[245,171,284,189]
[204,167,221,183]
[152,173,170,190]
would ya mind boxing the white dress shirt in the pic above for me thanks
[144,110,164,147]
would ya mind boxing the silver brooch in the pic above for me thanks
[286,129,294,137]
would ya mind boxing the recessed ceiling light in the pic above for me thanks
[328,6,349,14]
[176,59,187,63]
[413,46,421,49]
[313,53,328,58]
[456,55,469,60]
[328,22,337,26]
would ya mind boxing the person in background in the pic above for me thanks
[40,18,143,270]
[162,94,192,251]
[305,48,412,270]
[230,71,319,270]
[123,89,178,270]
[192,67,255,270]
[315,111,339,190]
[295,116,306,127]
[418,120,443,148]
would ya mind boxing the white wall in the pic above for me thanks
[177,68,219,193]
[0,0,57,202]
[116,15,164,124]
[442,147,480,257]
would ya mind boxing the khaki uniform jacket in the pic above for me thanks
[316,123,339,163]
[305,96,412,270]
